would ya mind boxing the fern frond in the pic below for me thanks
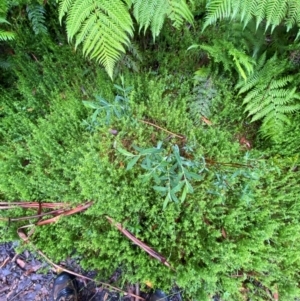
[57,0,134,78]
[203,0,232,30]
[189,76,217,124]
[26,4,47,35]
[168,0,194,28]
[58,0,73,23]
[204,0,300,37]
[237,53,300,139]
[0,2,14,41]
[199,39,255,79]
[0,29,14,41]
[265,0,287,32]
[58,0,192,78]
[132,0,193,39]
[285,0,300,31]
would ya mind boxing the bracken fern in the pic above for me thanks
[204,0,300,37]
[0,0,14,41]
[57,0,193,78]
[26,4,48,35]
[132,0,193,39]
[58,0,134,79]
[236,52,300,139]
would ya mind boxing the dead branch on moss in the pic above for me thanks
[139,119,185,140]
[106,216,175,271]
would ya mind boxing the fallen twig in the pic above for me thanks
[0,201,93,225]
[139,119,185,140]
[0,201,70,209]
[106,216,175,271]
[15,227,145,300]
[35,248,145,300]
[0,256,10,268]
[135,283,140,301]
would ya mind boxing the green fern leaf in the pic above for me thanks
[189,75,217,124]
[58,0,73,23]
[203,0,232,30]
[204,0,300,37]
[0,29,14,41]
[132,0,192,39]
[168,0,194,28]
[265,0,287,32]
[237,53,300,139]
[58,0,134,79]
[285,0,300,31]
[0,3,14,41]
[58,0,192,77]
[27,4,48,35]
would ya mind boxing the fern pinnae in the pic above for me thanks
[265,0,286,31]
[152,1,169,38]
[58,0,73,23]
[203,0,232,30]
[285,0,299,31]
[168,0,194,28]
[75,14,97,48]
[26,4,47,35]
[66,0,94,40]
[240,0,256,27]
[106,0,133,31]
[132,0,156,34]
[270,76,293,89]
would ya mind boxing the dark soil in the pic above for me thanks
[0,242,183,301]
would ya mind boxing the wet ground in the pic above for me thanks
[0,242,183,301]
[0,242,132,301]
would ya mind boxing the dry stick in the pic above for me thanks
[106,216,175,271]
[0,256,10,268]
[139,120,185,139]
[17,225,144,301]
[0,208,69,222]
[0,201,93,224]
[135,283,140,301]
[0,202,71,209]
[33,247,145,300]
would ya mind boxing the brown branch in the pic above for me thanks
[0,202,71,209]
[106,216,175,271]
[16,223,145,300]
[139,119,185,139]
[0,201,93,225]
[34,247,145,300]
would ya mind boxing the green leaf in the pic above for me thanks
[186,181,194,193]
[139,148,163,155]
[126,156,140,170]
[181,185,187,202]
[153,186,168,192]
[187,44,200,51]
[91,109,99,122]
[118,148,135,157]
[187,172,203,181]
[82,101,100,109]
[171,181,184,194]
[163,193,170,209]
[170,190,179,203]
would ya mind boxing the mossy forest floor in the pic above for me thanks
[0,242,187,301]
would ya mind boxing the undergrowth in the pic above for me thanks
[1,5,300,301]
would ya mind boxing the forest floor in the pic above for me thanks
[0,242,131,301]
[0,242,184,301]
